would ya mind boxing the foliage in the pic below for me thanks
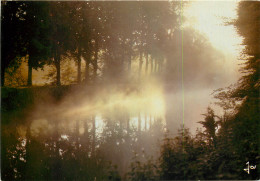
[127,153,158,181]
[2,1,182,86]
[198,107,218,148]
[1,1,28,86]
[213,1,260,179]
[5,64,27,87]
[44,57,78,85]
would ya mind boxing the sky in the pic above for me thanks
[179,1,243,133]
[185,1,242,56]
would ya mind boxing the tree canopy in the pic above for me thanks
[1,1,182,86]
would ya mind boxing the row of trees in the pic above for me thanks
[2,1,181,86]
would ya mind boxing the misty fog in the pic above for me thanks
[3,1,255,180]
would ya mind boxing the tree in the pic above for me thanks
[48,2,72,86]
[198,107,218,148]
[232,1,259,101]
[66,2,93,84]
[1,1,27,86]
[214,2,259,179]
[22,2,51,86]
[4,60,27,87]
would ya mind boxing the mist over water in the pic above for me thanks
[11,62,234,176]
[2,1,247,180]
[5,80,167,176]
[3,27,239,177]
[2,27,239,178]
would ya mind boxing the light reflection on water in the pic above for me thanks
[10,83,167,177]
[28,84,166,139]
[28,113,164,139]
[3,84,170,179]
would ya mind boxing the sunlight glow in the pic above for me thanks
[60,82,166,122]
[184,1,242,56]
[25,82,167,137]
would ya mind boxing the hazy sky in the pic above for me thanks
[185,1,242,56]
[180,1,243,133]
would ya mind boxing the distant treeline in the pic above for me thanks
[2,1,225,88]
[1,1,181,87]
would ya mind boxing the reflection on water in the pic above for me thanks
[29,113,161,140]
[28,83,166,140]
[3,84,167,178]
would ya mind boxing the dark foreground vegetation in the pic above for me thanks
[1,1,259,180]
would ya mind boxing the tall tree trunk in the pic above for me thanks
[77,48,82,84]
[158,58,163,72]
[55,54,61,86]
[1,66,5,86]
[138,52,143,80]
[157,60,160,72]
[154,59,158,73]
[158,61,161,73]
[85,60,89,83]
[145,53,149,75]
[93,40,98,82]
[85,54,90,84]
[150,57,154,75]
[84,50,91,83]
[128,55,132,72]
[27,57,32,86]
